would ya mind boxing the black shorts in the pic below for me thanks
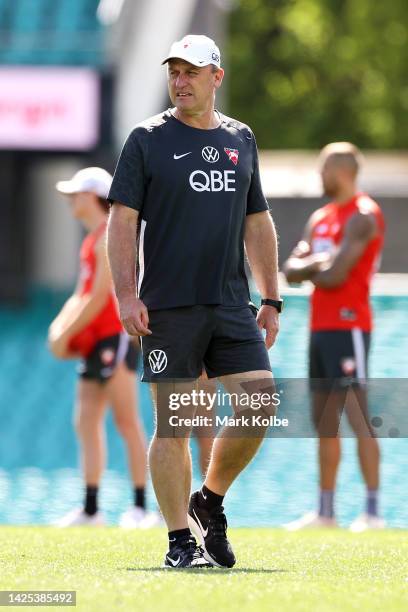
[309,329,370,389]
[78,333,140,383]
[140,304,271,382]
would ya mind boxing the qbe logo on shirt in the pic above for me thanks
[189,170,236,192]
[148,349,168,374]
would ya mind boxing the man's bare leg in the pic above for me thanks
[314,390,344,520]
[74,379,108,486]
[204,370,272,495]
[344,386,381,520]
[283,388,343,530]
[107,363,147,488]
[188,370,272,568]
[194,374,216,477]
[315,388,343,491]
[319,438,341,490]
[195,437,214,477]
[357,437,379,489]
[61,379,108,523]
[344,387,380,491]
[204,435,264,495]
[148,381,196,531]
[149,436,191,530]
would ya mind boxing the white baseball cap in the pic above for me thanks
[56,167,112,198]
[162,35,221,69]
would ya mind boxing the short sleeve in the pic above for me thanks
[108,129,147,211]
[246,134,269,215]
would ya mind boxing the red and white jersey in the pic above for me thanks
[69,222,123,355]
[310,193,385,332]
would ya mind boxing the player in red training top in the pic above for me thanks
[48,167,159,528]
[283,143,386,532]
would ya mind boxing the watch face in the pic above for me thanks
[275,300,283,313]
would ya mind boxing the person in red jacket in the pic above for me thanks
[49,167,158,528]
[283,143,386,532]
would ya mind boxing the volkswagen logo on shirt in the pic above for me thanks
[202,146,219,163]
[148,349,168,374]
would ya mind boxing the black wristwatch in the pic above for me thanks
[261,298,284,313]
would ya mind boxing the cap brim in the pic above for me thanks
[55,180,80,194]
[161,54,212,67]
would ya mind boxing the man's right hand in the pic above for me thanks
[119,296,152,337]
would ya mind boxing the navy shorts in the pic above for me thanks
[78,333,140,383]
[309,329,370,389]
[140,304,271,382]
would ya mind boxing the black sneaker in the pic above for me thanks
[164,536,212,569]
[188,491,236,568]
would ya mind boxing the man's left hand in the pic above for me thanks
[256,305,280,349]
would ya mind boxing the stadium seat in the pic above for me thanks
[0,0,104,66]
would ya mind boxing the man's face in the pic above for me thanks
[167,59,223,114]
[320,158,342,198]
[68,192,93,219]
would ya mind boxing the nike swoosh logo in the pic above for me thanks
[173,152,192,159]
[193,508,208,537]
[169,538,176,542]
[202,493,207,500]
[166,555,180,566]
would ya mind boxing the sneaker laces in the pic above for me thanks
[177,536,198,560]
[192,545,206,561]
[208,506,227,539]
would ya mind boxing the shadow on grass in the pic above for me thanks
[126,567,288,574]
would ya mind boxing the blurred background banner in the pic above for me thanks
[0,0,407,526]
[0,67,99,150]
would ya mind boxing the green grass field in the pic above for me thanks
[1,527,407,611]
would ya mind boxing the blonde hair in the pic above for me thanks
[320,142,363,175]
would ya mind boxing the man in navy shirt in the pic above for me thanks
[108,35,282,568]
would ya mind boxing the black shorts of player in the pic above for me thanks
[140,304,271,382]
[78,333,140,383]
[309,329,370,391]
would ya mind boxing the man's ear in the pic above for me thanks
[214,68,225,89]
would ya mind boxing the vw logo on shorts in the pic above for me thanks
[202,146,219,163]
[148,349,168,374]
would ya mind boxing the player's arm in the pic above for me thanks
[48,267,86,354]
[311,212,377,288]
[48,297,80,359]
[49,294,81,332]
[107,203,151,336]
[49,272,85,333]
[48,237,112,359]
[282,214,331,283]
[57,236,112,336]
[244,210,280,348]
